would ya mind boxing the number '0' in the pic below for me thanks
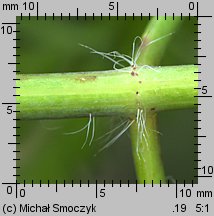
[189,2,195,10]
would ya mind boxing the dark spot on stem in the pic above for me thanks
[131,71,138,76]
[150,107,156,111]
[139,80,142,84]
[136,91,139,95]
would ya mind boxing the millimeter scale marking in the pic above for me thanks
[0,1,213,205]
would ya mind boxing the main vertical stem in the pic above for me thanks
[131,112,165,183]
[131,17,183,183]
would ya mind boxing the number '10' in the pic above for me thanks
[23,2,35,11]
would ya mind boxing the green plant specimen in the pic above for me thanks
[130,17,191,183]
[16,17,197,183]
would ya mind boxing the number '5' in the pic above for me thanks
[109,2,116,10]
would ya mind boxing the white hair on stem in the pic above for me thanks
[39,120,62,131]
[132,36,143,66]
[64,116,91,135]
[62,110,149,158]
[144,32,174,48]
[64,113,96,149]
[136,108,149,159]
[140,109,148,138]
[80,113,95,149]
[98,119,135,153]
[96,119,129,141]
[80,115,91,149]
[88,115,95,147]
[92,108,150,158]
[80,32,174,74]
[79,44,126,69]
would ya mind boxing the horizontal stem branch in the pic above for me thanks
[17,65,198,120]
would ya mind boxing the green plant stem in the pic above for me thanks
[130,112,165,183]
[17,65,197,120]
[138,17,182,65]
[131,17,184,183]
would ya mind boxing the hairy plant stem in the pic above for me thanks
[130,112,165,183]
[131,17,186,183]
[16,65,197,120]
